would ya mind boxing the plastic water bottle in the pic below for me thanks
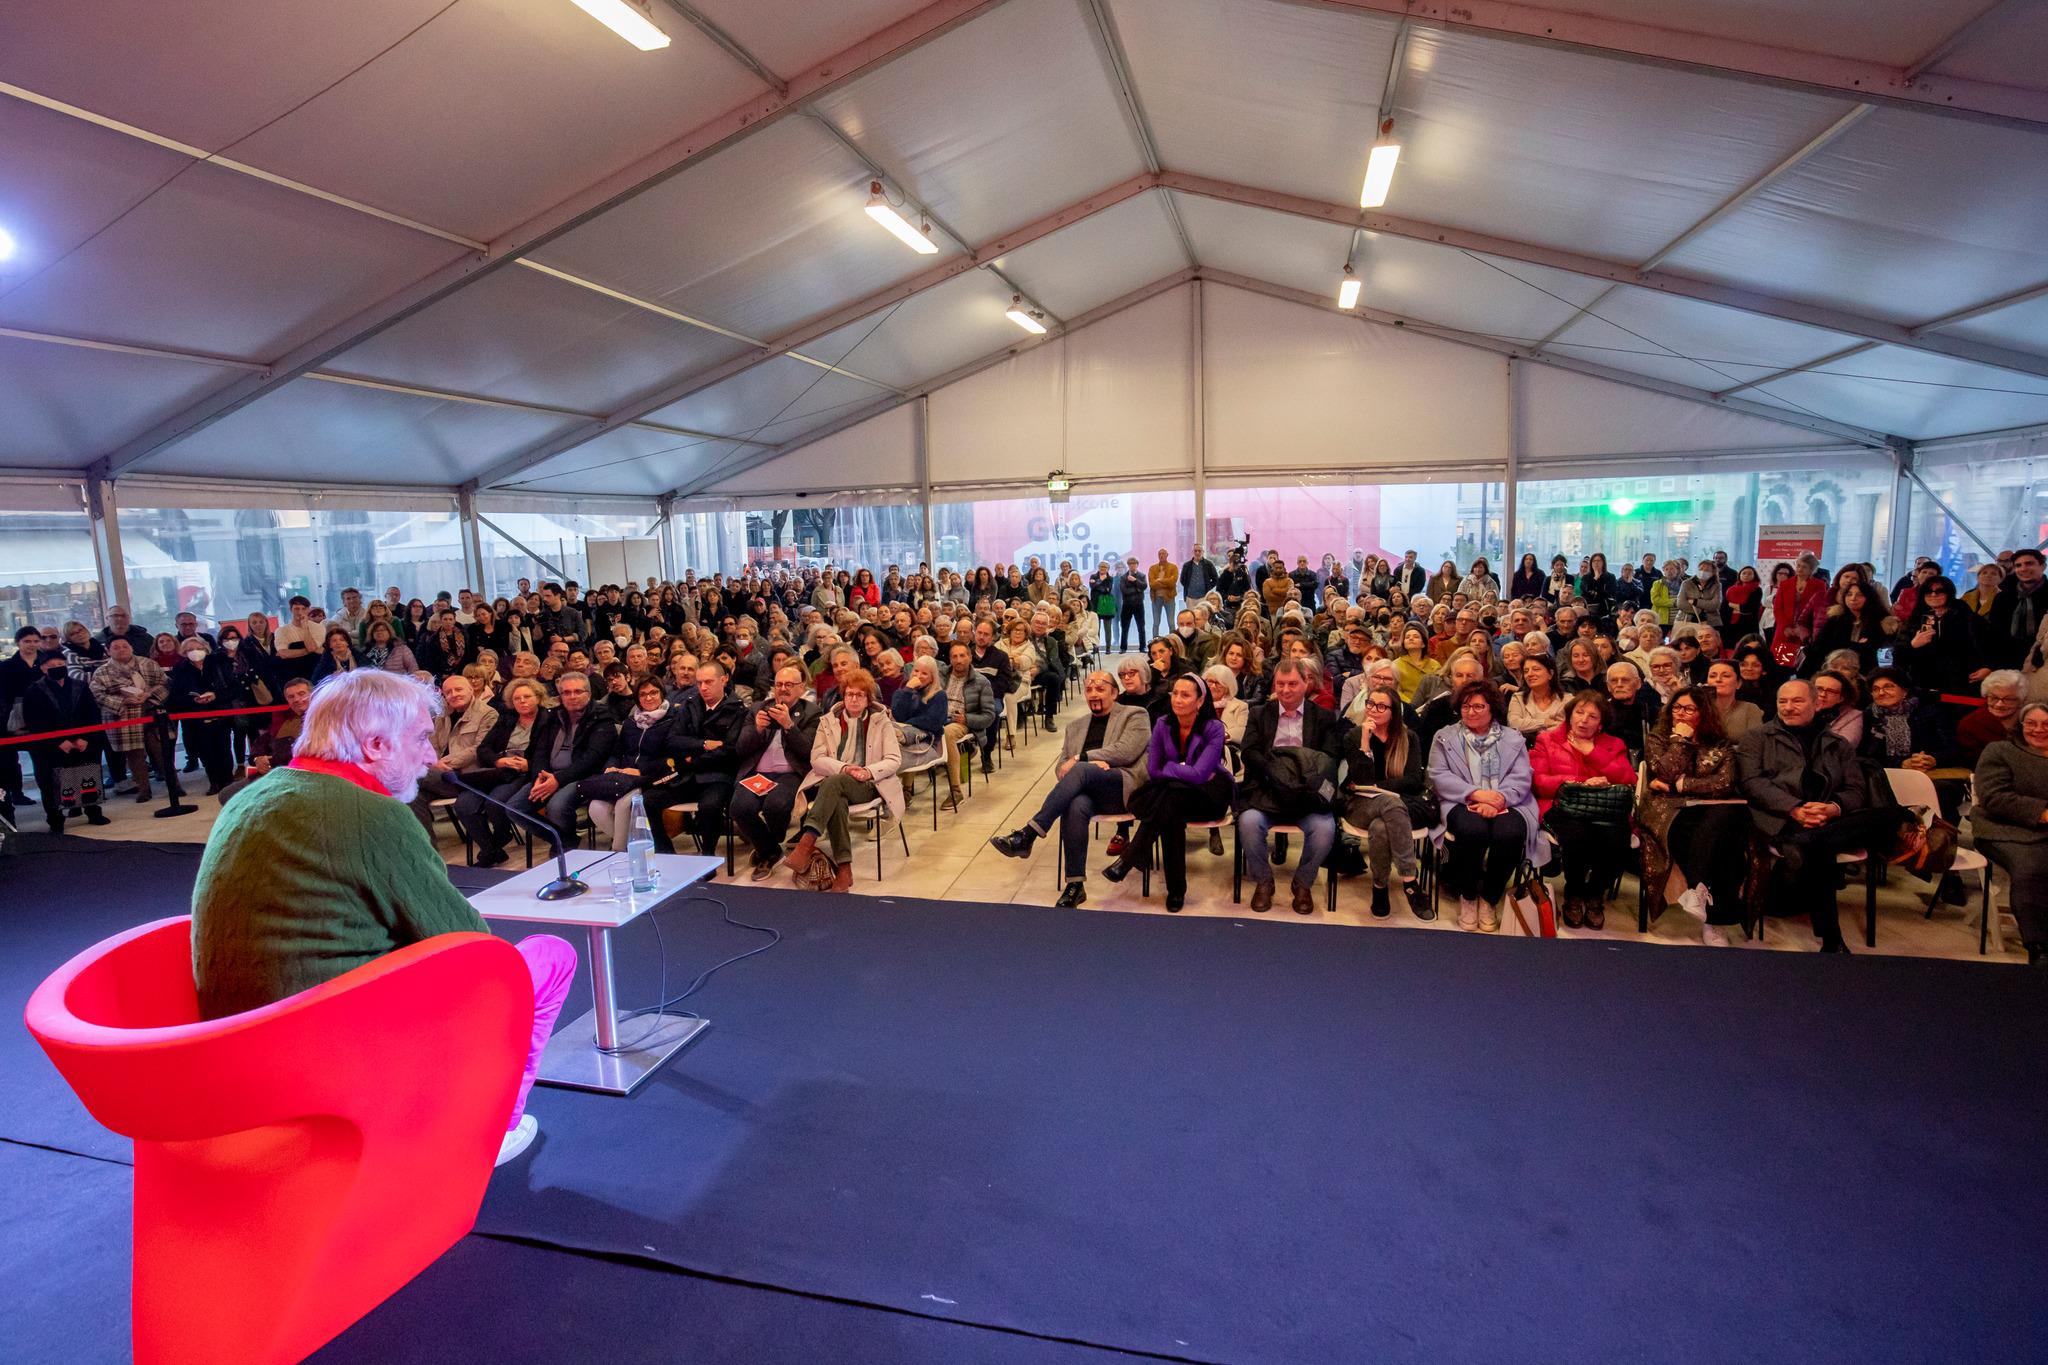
[626,792,657,892]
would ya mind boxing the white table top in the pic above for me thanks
[469,848,723,927]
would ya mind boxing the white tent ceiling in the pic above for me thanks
[1,0,2046,502]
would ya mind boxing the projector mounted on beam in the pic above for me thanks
[1046,470,1072,504]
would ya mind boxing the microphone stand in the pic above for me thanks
[445,771,588,900]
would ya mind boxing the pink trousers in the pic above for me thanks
[509,934,577,1130]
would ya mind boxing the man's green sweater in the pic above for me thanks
[192,766,488,1020]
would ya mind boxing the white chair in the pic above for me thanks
[898,753,949,830]
[1885,767,1993,949]
[847,797,911,882]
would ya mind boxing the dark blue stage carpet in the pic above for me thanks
[6,837,2048,1364]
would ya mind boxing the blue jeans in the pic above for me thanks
[1238,808,1336,889]
[503,776,585,844]
[1028,762,1127,881]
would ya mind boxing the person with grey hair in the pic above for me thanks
[189,668,577,1166]
[989,671,1151,907]
[1971,699,2048,965]
[1958,668,2025,763]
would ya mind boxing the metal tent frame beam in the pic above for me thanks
[470,174,1164,492]
[1159,172,2048,383]
[90,0,1016,479]
[671,263,1890,509]
[1285,0,2048,132]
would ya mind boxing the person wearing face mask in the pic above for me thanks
[1,625,46,816]
[1676,562,1724,627]
[23,645,111,831]
[169,635,239,794]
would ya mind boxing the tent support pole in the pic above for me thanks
[1502,359,1520,566]
[86,473,129,618]
[915,396,933,571]
[457,488,487,595]
[1191,279,1207,555]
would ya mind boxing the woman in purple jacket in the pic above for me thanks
[1103,674,1234,910]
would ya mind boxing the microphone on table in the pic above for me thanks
[444,771,589,901]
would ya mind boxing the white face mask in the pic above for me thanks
[184,650,206,664]
[223,639,239,652]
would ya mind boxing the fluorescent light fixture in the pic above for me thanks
[864,181,938,255]
[1337,264,1361,310]
[1360,119,1400,208]
[1006,294,1047,335]
[0,226,15,262]
[570,0,671,51]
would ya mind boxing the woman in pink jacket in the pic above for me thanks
[1531,691,1638,929]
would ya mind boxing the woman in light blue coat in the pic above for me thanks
[1427,677,1544,932]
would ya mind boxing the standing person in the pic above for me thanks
[168,636,238,795]
[785,669,902,894]
[1102,674,1233,912]
[1218,547,1253,612]
[1,625,45,816]
[988,671,1151,907]
[88,636,172,801]
[1090,563,1118,644]
[1895,576,1989,697]
[1577,553,1617,627]
[1118,556,1148,652]
[1236,658,1346,915]
[1971,701,2048,965]
[1511,554,1546,601]
[1530,691,1637,929]
[732,665,822,877]
[1770,554,1831,661]
[1338,683,1428,918]
[1181,544,1217,606]
[271,596,324,681]
[1725,565,1764,639]
[1638,686,1754,945]
[22,646,111,831]
[1676,562,1724,627]
[1148,549,1181,641]
[1427,679,1543,933]
[189,669,575,1165]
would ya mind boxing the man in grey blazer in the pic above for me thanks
[408,672,497,836]
[988,671,1149,907]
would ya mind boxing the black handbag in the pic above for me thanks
[1552,781,1633,823]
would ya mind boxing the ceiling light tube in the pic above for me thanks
[1005,294,1048,335]
[864,180,939,255]
[569,0,672,50]
[1337,264,1361,310]
[1360,118,1400,209]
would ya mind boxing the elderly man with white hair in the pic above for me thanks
[189,669,576,1166]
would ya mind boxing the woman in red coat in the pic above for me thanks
[1770,555,1831,662]
[1531,690,1638,929]
[848,568,881,608]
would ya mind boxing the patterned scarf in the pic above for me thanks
[1461,723,1505,789]
[1869,701,1914,760]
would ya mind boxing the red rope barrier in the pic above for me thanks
[0,704,288,748]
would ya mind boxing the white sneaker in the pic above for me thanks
[1478,900,1501,934]
[1701,923,1731,947]
[496,1113,537,1167]
[1457,897,1480,931]
[1676,884,1712,921]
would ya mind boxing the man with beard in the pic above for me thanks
[189,670,575,1164]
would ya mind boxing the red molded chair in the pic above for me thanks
[24,916,533,1365]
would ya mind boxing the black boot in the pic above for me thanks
[1371,884,1391,918]
[84,805,111,826]
[989,829,1037,859]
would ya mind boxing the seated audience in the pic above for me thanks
[988,671,1151,907]
[1236,658,1347,916]
[1507,652,1567,739]
[944,640,999,780]
[1958,671,2023,764]
[1705,659,1763,739]
[1970,701,2048,966]
[1737,678,1910,953]
[408,673,496,835]
[784,669,902,893]
[1338,682,1428,918]
[1427,679,1543,933]
[890,654,957,805]
[645,661,747,856]
[732,665,822,878]
[582,677,681,851]
[1102,674,1233,912]
[1637,685,1754,945]
[1530,691,1637,929]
